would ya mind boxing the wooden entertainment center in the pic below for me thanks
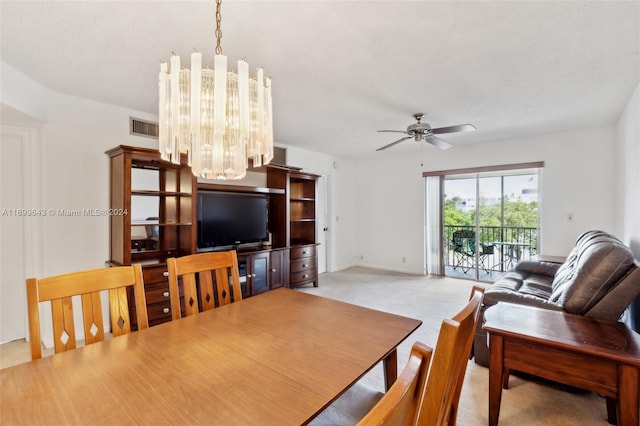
[106,145,319,327]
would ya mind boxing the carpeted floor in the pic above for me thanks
[298,266,611,426]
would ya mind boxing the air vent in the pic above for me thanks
[272,146,287,165]
[130,117,159,139]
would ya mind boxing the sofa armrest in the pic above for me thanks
[514,260,561,277]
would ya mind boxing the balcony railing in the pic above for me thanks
[444,225,537,275]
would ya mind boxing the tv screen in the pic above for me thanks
[197,191,269,249]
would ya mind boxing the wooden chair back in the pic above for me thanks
[166,250,242,319]
[358,342,433,426]
[26,264,148,360]
[415,285,485,426]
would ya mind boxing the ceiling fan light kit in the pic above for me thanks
[376,113,476,152]
[158,0,274,180]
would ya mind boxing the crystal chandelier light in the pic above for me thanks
[158,0,273,180]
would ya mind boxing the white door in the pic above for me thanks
[0,128,30,343]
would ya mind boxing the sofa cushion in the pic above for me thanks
[483,270,560,310]
[549,234,636,314]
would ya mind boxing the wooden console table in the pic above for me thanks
[483,302,640,426]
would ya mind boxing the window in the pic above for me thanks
[424,162,542,282]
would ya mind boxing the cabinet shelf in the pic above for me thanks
[267,167,319,288]
[131,222,193,226]
[131,190,192,196]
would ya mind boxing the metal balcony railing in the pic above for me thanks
[444,225,538,275]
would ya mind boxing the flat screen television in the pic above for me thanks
[197,191,269,250]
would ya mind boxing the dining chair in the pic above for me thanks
[26,264,148,360]
[313,285,484,426]
[413,285,484,426]
[358,341,434,425]
[310,341,433,426]
[166,250,242,319]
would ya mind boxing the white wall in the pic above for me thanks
[1,62,48,122]
[354,154,428,273]
[1,62,361,278]
[616,82,640,254]
[1,63,161,343]
[354,126,618,274]
[616,82,640,332]
[284,146,358,272]
[0,59,628,284]
[39,95,159,275]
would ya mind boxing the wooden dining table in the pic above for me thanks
[1,288,421,425]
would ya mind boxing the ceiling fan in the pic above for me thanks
[376,113,476,151]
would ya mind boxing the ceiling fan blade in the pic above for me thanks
[376,136,413,151]
[431,124,476,134]
[377,130,410,134]
[425,136,454,150]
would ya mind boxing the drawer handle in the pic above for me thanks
[302,264,308,268]
[302,274,308,278]
[162,291,170,298]
[302,251,307,255]
[163,272,169,277]
[162,308,170,314]
[271,268,276,272]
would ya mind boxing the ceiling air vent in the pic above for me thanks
[130,117,159,139]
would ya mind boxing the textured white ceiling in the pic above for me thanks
[1,1,639,159]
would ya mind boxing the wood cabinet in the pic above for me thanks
[269,248,290,289]
[289,174,318,246]
[106,145,196,266]
[108,146,319,327]
[290,245,318,288]
[267,166,319,288]
[138,263,182,327]
[238,251,270,298]
[107,145,195,327]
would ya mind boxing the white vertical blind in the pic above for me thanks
[425,175,443,276]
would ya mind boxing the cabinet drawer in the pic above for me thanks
[290,245,316,260]
[290,270,317,286]
[144,286,172,305]
[146,302,173,326]
[142,264,169,283]
[290,257,317,273]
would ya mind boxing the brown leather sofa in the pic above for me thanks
[474,230,640,366]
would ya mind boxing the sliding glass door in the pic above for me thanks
[438,168,539,282]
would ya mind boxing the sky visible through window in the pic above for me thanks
[445,173,538,212]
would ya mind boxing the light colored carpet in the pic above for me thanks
[298,266,610,426]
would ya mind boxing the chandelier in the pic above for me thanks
[158,0,273,180]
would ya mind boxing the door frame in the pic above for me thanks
[424,161,544,281]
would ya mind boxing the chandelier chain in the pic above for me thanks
[215,0,223,55]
